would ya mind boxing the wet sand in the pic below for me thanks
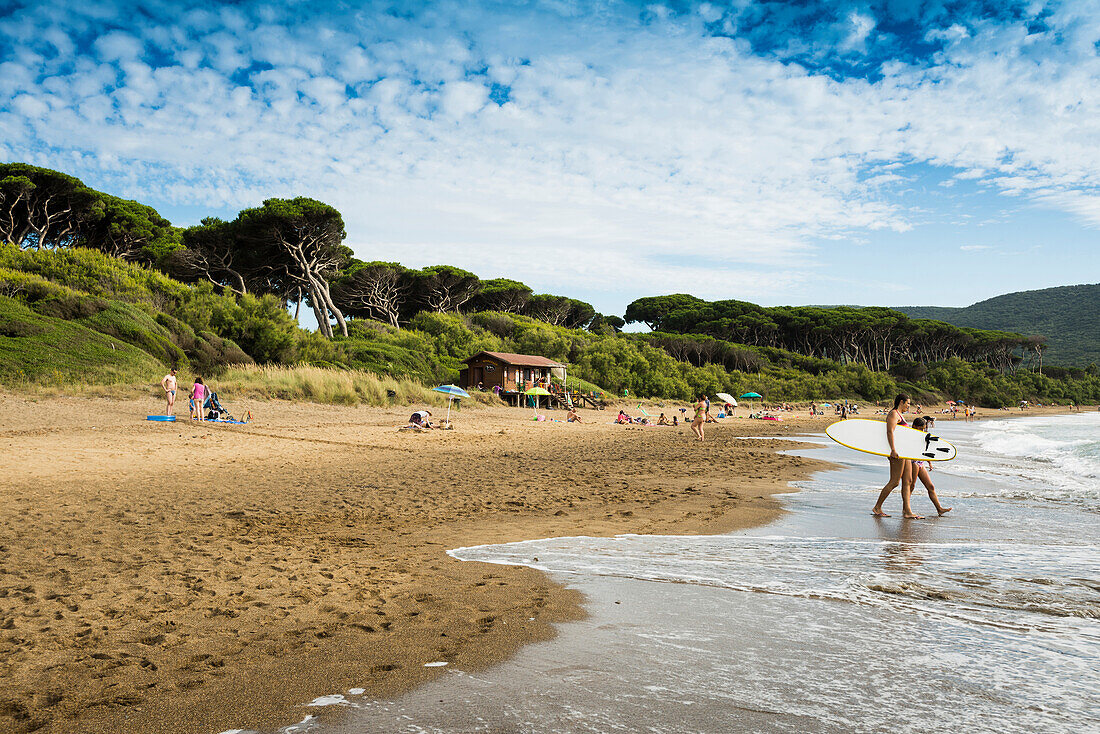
[0,394,1085,733]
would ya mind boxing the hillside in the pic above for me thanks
[2,245,1099,409]
[897,283,1100,367]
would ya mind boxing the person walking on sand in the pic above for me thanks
[161,368,177,416]
[871,394,924,519]
[691,396,707,442]
[910,417,952,516]
[190,377,207,422]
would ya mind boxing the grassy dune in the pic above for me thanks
[0,360,504,409]
[212,364,501,408]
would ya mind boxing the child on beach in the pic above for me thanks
[910,417,952,516]
[161,368,177,416]
[190,377,206,422]
[567,408,582,423]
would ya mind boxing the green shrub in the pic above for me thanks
[0,319,44,337]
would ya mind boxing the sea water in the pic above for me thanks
[307,412,1100,733]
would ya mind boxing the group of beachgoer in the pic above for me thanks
[615,409,680,427]
[161,368,215,422]
[872,394,953,519]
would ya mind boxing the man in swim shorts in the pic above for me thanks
[161,368,177,416]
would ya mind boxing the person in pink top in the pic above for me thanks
[190,377,207,422]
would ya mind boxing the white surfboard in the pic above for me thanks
[825,419,956,461]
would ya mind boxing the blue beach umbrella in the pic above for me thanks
[432,384,470,424]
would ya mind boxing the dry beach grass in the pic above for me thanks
[0,392,1085,733]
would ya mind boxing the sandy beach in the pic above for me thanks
[0,394,1087,734]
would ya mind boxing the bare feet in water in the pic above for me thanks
[871,507,890,517]
[903,512,926,519]
[937,507,953,516]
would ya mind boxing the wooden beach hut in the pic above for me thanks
[459,351,568,406]
[460,351,607,410]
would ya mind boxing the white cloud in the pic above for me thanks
[844,12,875,49]
[11,93,49,119]
[440,80,488,118]
[93,30,143,62]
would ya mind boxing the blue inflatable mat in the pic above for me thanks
[147,415,176,422]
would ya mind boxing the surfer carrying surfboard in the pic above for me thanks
[871,394,924,519]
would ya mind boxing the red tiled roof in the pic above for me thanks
[464,351,566,367]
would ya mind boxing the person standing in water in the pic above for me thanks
[910,417,952,516]
[161,368,177,416]
[871,394,924,519]
[690,396,707,442]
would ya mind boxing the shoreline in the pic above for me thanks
[372,411,1099,733]
[0,394,1090,734]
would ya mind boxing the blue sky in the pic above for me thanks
[2,0,1099,321]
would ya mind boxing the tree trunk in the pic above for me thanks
[230,270,247,296]
[304,278,332,338]
[315,277,348,337]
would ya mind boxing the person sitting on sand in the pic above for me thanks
[672,415,679,426]
[567,407,582,423]
[910,417,952,516]
[656,413,670,425]
[408,410,434,429]
[190,377,206,422]
[161,368,177,416]
[616,409,631,424]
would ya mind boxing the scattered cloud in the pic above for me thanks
[1,0,1098,310]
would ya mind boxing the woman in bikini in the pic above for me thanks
[690,396,706,442]
[871,394,924,518]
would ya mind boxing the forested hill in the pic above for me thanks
[897,283,1100,367]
